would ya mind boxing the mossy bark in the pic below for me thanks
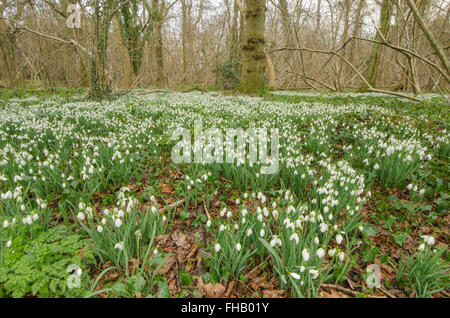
[240,0,266,94]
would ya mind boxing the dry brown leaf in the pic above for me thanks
[172,230,189,248]
[197,277,226,298]
[158,254,176,274]
[160,183,174,194]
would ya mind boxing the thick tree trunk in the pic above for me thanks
[90,0,113,99]
[240,0,266,94]
[361,0,391,90]
[152,0,165,86]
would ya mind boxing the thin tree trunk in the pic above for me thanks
[405,0,449,76]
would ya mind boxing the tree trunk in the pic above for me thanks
[240,0,266,94]
[405,0,449,76]
[152,0,165,86]
[90,0,113,99]
[361,0,391,90]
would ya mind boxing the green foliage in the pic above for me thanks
[213,61,240,90]
[396,245,449,298]
[0,225,95,298]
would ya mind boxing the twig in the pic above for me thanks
[320,284,385,298]
[160,199,185,213]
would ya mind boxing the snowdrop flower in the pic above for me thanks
[153,248,158,255]
[270,236,282,247]
[290,272,301,280]
[6,240,12,247]
[302,248,310,262]
[319,222,328,233]
[422,235,435,246]
[309,269,319,279]
[289,233,299,244]
[115,218,122,228]
[97,225,103,233]
[407,183,413,190]
[114,242,124,251]
[419,189,425,195]
[418,243,425,251]
[77,212,85,221]
[3,220,9,228]
[214,243,221,252]
[336,234,343,244]
[236,243,242,251]
[32,213,38,221]
[235,199,240,205]
[316,248,325,258]
[220,208,226,217]
[260,229,265,237]
[206,219,211,227]
[246,228,253,237]
[219,224,226,232]
[338,252,345,262]
[328,248,336,257]
[373,164,379,170]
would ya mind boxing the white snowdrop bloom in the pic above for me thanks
[206,219,211,227]
[290,233,299,244]
[3,220,9,228]
[243,193,248,199]
[114,242,124,251]
[97,225,103,233]
[234,224,239,230]
[153,248,158,255]
[336,234,343,244]
[309,269,319,279]
[151,206,157,214]
[323,206,329,214]
[373,164,379,170]
[314,237,319,245]
[115,218,123,228]
[316,248,325,258]
[338,252,345,262]
[290,272,301,280]
[263,207,269,217]
[302,248,310,262]
[418,243,425,251]
[413,185,418,192]
[214,243,221,252]
[260,229,265,237]
[419,189,425,195]
[219,224,226,232]
[26,215,32,225]
[236,243,242,251]
[328,248,336,257]
[76,268,82,276]
[236,199,240,205]
[270,236,282,247]
[241,209,248,217]
[261,195,266,204]
[101,218,107,225]
[407,183,413,190]
[300,265,305,273]
[117,210,124,218]
[287,206,295,214]
[77,212,85,221]
[103,208,109,216]
[220,208,226,217]
[32,213,38,221]
[422,235,435,246]
[6,240,12,248]
[319,222,328,233]
[227,211,233,218]
[257,214,263,222]
[358,225,364,232]
[272,209,279,219]
[247,228,253,237]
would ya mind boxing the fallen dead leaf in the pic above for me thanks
[197,277,226,298]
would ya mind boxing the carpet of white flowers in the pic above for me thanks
[0,91,448,298]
